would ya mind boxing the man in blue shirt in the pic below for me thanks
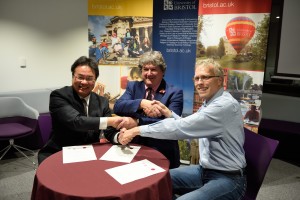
[119,59,247,200]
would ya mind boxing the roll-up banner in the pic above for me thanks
[197,0,272,133]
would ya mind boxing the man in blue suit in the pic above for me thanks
[113,51,183,169]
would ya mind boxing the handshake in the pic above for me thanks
[109,100,172,145]
[118,127,139,145]
[140,100,172,118]
[108,116,137,130]
[107,117,140,145]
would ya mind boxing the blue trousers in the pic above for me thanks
[171,165,247,200]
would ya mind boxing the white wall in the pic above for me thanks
[277,0,300,76]
[0,0,87,92]
[261,93,300,123]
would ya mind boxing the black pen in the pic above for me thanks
[120,144,133,149]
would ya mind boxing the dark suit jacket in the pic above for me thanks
[113,80,183,168]
[38,86,118,164]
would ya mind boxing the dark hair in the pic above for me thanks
[71,56,99,79]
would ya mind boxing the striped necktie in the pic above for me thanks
[146,88,153,100]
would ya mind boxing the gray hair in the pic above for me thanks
[138,51,167,73]
[195,59,224,81]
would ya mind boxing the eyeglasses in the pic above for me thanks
[193,75,220,82]
[73,75,95,83]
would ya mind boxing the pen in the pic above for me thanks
[120,144,133,149]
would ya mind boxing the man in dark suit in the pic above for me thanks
[113,51,183,169]
[38,56,126,164]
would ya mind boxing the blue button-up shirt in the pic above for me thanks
[140,88,246,170]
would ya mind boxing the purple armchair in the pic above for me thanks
[243,128,279,200]
[37,113,52,146]
[0,97,39,166]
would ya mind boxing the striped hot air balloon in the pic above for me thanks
[225,16,256,54]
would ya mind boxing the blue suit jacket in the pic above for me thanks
[114,79,183,168]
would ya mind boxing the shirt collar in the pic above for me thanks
[79,94,91,105]
[203,88,224,106]
[145,82,160,92]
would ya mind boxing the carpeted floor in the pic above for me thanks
[0,151,299,200]
[0,152,37,200]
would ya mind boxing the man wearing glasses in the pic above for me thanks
[38,56,129,164]
[119,59,247,200]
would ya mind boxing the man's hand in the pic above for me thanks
[149,100,172,118]
[107,116,135,129]
[118,127,140,145]
[107,116,123,129]
[116,117,138,130]
[140,99,163,118]
[92,82,106,96]
[140,99,152,110]
[143,104,162,118]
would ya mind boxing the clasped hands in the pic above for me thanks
[108,116,137,130]
[115,101,172,145]
[109,101,171,130]
[115,127,136,145]
[110,100,170,130]
[141,100,172,118]
[108,118,139,145]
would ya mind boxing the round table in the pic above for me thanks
[31,143,172,200]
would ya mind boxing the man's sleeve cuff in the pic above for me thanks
[114,132,119,143]
[99,117,108,129]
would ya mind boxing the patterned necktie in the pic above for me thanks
[146,88,153,100]
[81,99,88,116]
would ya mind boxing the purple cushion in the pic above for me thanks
[0,123,32,138]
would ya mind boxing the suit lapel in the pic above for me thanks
[72,87,86,115]
[154,79,167,101]
[135,81,147,99]
[88,93,100,117]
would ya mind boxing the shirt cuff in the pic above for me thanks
[171,111,180,119]
[114,132,120,143]
[99,117,108,129]
[139,125,147,137]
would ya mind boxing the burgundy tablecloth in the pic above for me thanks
[31,143,172,200]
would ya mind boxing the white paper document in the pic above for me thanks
[63,145,97,164]
[99,145,141,163]
[105,159,165,184]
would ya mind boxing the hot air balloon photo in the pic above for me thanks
[197,14,270,70]
[225,16,256,54]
